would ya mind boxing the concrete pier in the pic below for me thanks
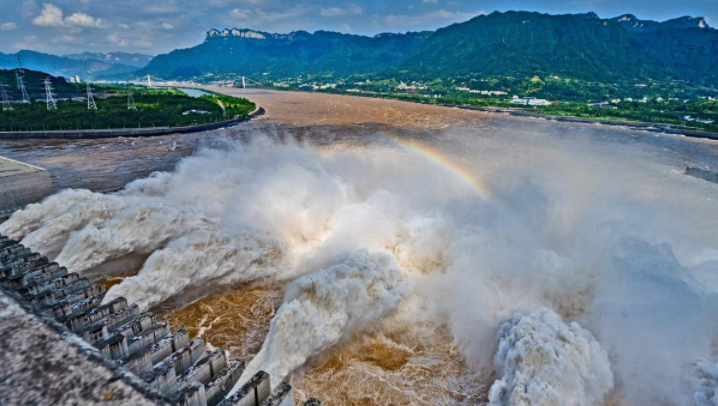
[0,233,321,406]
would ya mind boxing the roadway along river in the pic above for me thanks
[2,88,718,405]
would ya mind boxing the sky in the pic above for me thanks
[0,0,716,56]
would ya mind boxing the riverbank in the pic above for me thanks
[0,106,264,140]
[264,87,718,142]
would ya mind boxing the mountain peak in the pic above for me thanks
[609,13,710,32]
[206,28,311,42]
[576,12,600,20]
[207,28,268,39]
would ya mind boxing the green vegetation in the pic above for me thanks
[132,11,717,88]
[119,10,718,133]
[534,99,718,132]
[270,73,718,133]
[0,73,255,132]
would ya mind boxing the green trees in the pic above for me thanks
[0,85,255,132]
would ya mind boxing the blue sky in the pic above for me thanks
[1,0,716,55]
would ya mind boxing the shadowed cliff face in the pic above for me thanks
[2,89,718,405]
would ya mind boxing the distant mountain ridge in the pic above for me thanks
[609,14,709,32]
[64,52,153,68]
[134,28,431,79]
[128,11,717,85]
[0,50,139,80]
[396,11,717,84]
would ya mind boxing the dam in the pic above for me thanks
[1,88,717,405]
[0,233,319,406]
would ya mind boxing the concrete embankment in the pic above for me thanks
[0,107,264,140]
[0,233,320,406]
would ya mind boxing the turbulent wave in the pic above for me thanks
[488,308,613,406]
[3,132,718,405]
[236,250,413,387]
[103,230,288,310]
[691,361,718,406]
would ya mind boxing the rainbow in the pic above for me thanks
[381,133,492,200]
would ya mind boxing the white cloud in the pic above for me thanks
[107,33,153,49]
[13,35,42,51]
[1,22,17,31]
[382,9,478,27]
[33,4,65,27]
[32,3,106,28]
[230,8,305,23]
[423,0,439,4]
[65,12,105,28]
[133,38,153,48]
[52,34,79,44]
[107,33,130,47]
[320,5,362,18]
[162,22,175,30]
[21,0,39,19]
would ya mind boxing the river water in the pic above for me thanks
[2,88,718,405]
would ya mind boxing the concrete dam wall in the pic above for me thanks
[0,233,320,406]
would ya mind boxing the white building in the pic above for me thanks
[510,97,552,106]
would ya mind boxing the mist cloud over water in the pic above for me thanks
[2,132,718,405]
[488,308,613,406]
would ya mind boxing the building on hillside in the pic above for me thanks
[510,97,552,106]
[589,102,618,110]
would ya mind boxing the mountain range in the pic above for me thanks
[2,11,715,87]
[130,11,716,86]
[64,52,153,69]
[0,51,152,80]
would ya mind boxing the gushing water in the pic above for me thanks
[3,132,718,406]
[488,308,613,406]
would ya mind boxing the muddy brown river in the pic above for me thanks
[2,88,718,406]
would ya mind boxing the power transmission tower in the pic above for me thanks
[127,93,137,110]
[16,55,24,74]
[44,78,57,111]
[86,83,97,110]
[1,83,13,111]
[16,74,30,104]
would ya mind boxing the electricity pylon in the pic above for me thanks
[44,78,57,111]
[1,83,13,111]
[127,93,137,110]
[86,83,97,110]
[16,74,30,103]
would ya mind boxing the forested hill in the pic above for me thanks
[0,69,77,99]
[398,11,718,84]
[0,50,138,80]
[132,11,717,85]
[135,29,431,79]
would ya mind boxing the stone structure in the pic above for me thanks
[0,156,53,217]
[0,233,320,406]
